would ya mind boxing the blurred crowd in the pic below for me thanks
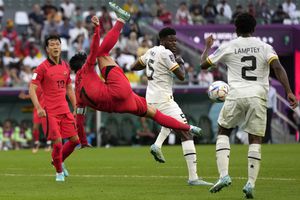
[0,0,298,88]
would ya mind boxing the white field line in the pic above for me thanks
[0,173,297,181]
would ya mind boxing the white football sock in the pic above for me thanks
[154,127,170,148]
[182,140,198,181]
[248,144,261,187]
[216,135,230,178]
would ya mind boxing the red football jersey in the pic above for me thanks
[31,58,71,114]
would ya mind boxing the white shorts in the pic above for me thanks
[218,97,267,137]
[149,100,187,123]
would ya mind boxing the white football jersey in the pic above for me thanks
[140,45,179,103]
[208,37,278,100]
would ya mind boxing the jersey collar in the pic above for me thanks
[47,57,62,65]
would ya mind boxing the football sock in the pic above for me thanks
[182,140,198,180]
[52,143,63,173]
[153,110,190,131]
[216,135,230,178]
[62,139,80,161]
[154,127,170,148]
[33,129,39,143]
[98,20,124,57]
[248,144,261,187]
[76,114,88,145]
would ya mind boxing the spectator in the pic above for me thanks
[215,7,230,24]
[231,4,243,23]
[99,6,113,35]
[2,119,15,150]
[41,0,57,22]
[60,0,76,19]
[3,49,21,70]
[114,47,135,72]
[197,69,213,88]
[23,48,43,69]
[282,0,297,19]
[41,17,60,41]
[189,0,203,15]
[271,5,290,24]
[137,39,150,57]
[216,0,232,21]
[19,64,33,86]
[255,0,271,24]
[0,31,10,54]
[124,31,139,56]
[191,7,206,25]
[158,4,172,25]
[175,2,193,25]
[85,6,96,25]
[29,4,44,42]
[71,6,83,25]
[123,0,138,16]
[2,19,18,44]
[136,0,152,23]
[134,117,156,145]
[58,17,73,40]
[69,19,88,43]
[247,2,256,17]
[186,65,198,85]
[203,0,218,24]
[0,0,3,25]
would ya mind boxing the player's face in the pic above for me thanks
[164,35,177,54]
[46,39,61,58]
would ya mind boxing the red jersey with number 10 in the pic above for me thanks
[31,58,71,114]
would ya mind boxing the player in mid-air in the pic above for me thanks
[200,13,298,198]
[69,2,202,147]
[29,34,80,181]
[131,27,212,186]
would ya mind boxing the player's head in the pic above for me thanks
[159,27,177,54]
[44,34,62,57]
[234,13,256,36]
[69,52,87,72]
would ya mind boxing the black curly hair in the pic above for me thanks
[235,13,256,35]
[69,52,87,72]
[158,27,176,40]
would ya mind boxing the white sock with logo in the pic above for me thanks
[182,140,198,181]
[216,135,230,178]
[248,144,261,187]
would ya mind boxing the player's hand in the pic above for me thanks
[175,56,184,64]
[18,91,27,99]
[37,108,46,117]
[287,92,298,109]
[91,15,99,26]
[205,35,214,49]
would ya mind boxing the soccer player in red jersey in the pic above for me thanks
[29,35,80,182]
[69,3,202,147]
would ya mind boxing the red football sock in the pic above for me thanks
[153,110,190,131]
[62,139,80,162]
[52,143,63,173]
[76,115,88,145]
[98,20,124,57]
[33,129,39,142]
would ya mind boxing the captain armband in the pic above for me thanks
[76,107,87,115]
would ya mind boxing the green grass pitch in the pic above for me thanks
[0,144,299,200]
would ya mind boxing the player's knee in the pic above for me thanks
[218,124,232,137]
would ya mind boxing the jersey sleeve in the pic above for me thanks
[139,49,149,66]
[207,43,228,65]
[265,44,278,65]
[162,50,179,72]
[31,65,44,85]
[66,62,72,85]
[84,25,101,72]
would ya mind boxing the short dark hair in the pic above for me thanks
[44,34,61,48]
[235,13,256,35]
[159,27,176,40]
[69,52,87,72]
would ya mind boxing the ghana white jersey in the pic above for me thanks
[139,45,179,103]
[207,37,278,100]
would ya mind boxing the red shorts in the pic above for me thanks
[41,112,77,140]
[33,108,41,124]
[101,66,148,116]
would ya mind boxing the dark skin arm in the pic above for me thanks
[200,35,214,70]
[172,56,185,81]
[131,59,146,71]
[270,59,298,109]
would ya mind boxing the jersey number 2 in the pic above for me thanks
[146,59,155,80]
[241,56,257,81]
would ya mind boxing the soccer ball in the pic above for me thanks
[208,81,229,102]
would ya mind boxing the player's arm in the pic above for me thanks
[172,56,185,81]
[66,83,77,114]
[200,35,214,70]
[85,16,100,71]
[131,57,146,71]
[18,91,31,100]
[270,59,298,109]
[29,83,46,117]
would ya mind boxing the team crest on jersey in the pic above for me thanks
[169,54,175,63]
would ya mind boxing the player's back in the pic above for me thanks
[141,45,178,103]
[211,37,277,100]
